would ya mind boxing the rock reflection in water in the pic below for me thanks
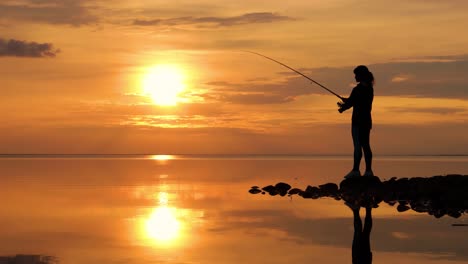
[0,255,57,264]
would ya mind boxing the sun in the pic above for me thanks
[142,65,186,106]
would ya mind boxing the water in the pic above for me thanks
[0,155,467,264]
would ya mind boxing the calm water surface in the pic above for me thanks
[1,155,467,264]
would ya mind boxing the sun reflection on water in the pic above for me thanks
[151,155,173,160]
[133,181,205,248]
[145,206,181,242]
[143,191,182,245]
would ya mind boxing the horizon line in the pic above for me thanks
[0,153,467,157]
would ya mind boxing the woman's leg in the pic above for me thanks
[360,127,372,172]
[352,125,362,171]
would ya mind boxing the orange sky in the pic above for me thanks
[1,0,468,154]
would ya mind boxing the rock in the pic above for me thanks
[448,210,462,218]
[305,185,319,193]
[288,188,302,195]
[249,189,262,194]
[275,182,291,196]
[433,210,446,218]
[262,185,276,192]
[319,183,339,193]
[397,204,410,212]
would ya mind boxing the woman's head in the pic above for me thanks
[354,65,374,84]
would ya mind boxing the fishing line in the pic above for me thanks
[243,51,344,100]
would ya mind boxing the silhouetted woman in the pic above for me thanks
[338,66,374,178]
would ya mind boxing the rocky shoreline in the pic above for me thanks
[249,174,468,219]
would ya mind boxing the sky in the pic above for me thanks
[1,0,468,155]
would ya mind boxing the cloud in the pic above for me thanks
[0,255,57,264]
[393,54,468,63]
[0,38,59,57]
[0,0,97,26]
[70,100,229,123]
[388,106,466,115]
[206,79,315,105]
[213,54,468,103]
[222,93,294,104]
[1,122,467,155]
[133,12,294,28]
[391,74,411,83]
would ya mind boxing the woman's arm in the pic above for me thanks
[338,88,356,113]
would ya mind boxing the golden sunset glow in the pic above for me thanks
[142,65,186,106]
[2,1,468,156]
[3,1,468,263]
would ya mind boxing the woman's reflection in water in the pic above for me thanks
[346,202,373,264]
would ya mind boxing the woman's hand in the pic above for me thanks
[337,97,348,113]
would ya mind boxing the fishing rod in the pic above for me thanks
[244,51,344,100]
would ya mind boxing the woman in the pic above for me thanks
[338,65,374,178]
